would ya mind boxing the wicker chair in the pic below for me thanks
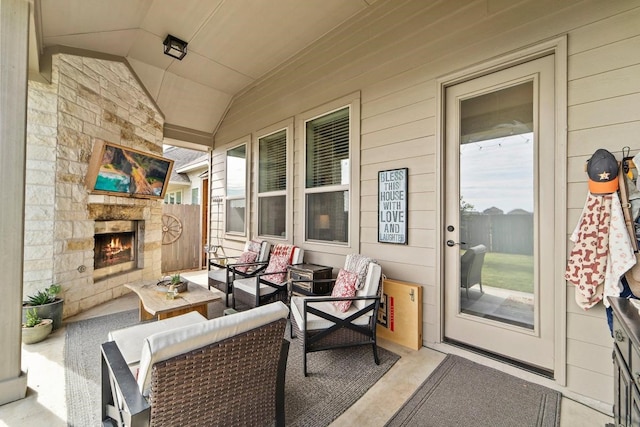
[461,244,486,298]
[101,302,290,427]
[232,244,304,310]
[290,260,382,376]
[208,240,271,306]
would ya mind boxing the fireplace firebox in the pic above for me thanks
[94,232,134,269]
[94,220,140,280]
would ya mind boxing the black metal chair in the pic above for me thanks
[289,260,382,376]
[208,240,271,306]
[232,244,304,310]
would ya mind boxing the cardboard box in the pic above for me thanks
[377,278,423,350]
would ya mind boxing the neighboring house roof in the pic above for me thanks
[483,206,504,215]
[163,146,209,185]
[507,208,532,215]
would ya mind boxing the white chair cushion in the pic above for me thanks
[233,276,279,296]
[208,268,228,283]
[290,296,372,332]
[354,263,382,310]
[292,247,304,264]
[108,311,207,366]
[258,241,272,262]
[137,301,289,396]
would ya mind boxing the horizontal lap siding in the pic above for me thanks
[211,0,640,404]
[564,3,640,406]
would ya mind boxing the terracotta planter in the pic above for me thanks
[22,319,53,344]
[22,298,64,330]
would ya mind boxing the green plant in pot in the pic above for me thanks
[22,284,64,331]
[171,274,181,286]
[156,274,188,293]
[21,308,53,344]
[170,273,188,293]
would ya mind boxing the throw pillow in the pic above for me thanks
[263,254,289,283]
[271,244,295,263]
[331,268,358,312]
[235,250,258,273]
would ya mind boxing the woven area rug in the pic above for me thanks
[64,305,399,426]
[385,354,561,427]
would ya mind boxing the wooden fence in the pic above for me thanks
[161,204,202,273]
[460,213,533,255]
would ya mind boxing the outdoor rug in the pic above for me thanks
[64,305,399,426]
[385,354,561,427]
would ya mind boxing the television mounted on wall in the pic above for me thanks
[85,141,174,200]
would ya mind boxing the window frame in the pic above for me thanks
[297,92,361,254]
[253,118,293,242]
[224,138,250,238]
[191,187,199,205]
[164,190,182,204]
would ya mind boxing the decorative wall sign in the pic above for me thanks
[378,168,408,244]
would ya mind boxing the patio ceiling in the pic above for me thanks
[30,0,378,145]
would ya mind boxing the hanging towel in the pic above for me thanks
[604,192,636,306]
[565,192,635,309]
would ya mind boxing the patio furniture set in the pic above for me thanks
[101,242,383,426]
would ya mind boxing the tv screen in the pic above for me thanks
[86,141,174,199]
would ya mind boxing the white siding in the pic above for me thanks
[210,0,640,404]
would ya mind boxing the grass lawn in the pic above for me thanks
[480,251,534,293]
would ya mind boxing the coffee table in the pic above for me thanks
[125,279,223,321]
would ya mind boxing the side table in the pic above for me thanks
[288,263,333,296]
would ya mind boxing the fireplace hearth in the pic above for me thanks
[94,220,142,280]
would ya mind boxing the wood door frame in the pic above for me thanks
[434,36,568,384]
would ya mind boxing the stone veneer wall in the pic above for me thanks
[24,54,164,318]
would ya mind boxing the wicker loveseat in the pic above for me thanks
[101,302,290,427]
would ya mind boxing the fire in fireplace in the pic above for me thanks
[94,232,134,269]
[94,220,139,280]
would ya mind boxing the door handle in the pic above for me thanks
[446,240,466,247]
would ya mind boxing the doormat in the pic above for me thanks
[385,354,561,426]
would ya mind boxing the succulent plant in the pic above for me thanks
[26,284,61,306]
[24,308,42,328]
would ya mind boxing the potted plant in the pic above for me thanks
[156,274,188,293]
[22,284,64,330]
[21,308,53,344]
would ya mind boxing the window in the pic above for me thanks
[225,144,247,235]
[191,187,199,205]
[305,107,350,243]
[258,129,287,238]
[164,190,182,204]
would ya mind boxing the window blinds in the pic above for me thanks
[259,130,286,193]
[306,107,349,188]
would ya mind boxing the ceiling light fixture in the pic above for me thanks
[163,34,188,60]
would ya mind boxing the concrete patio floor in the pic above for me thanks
[0,270,613,426]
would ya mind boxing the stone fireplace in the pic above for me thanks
[23,54,165,319]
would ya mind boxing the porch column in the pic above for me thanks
[0,0,29,404]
